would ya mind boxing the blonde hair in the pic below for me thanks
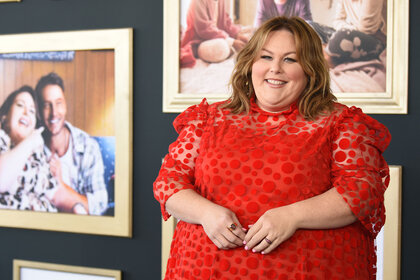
[224,16,336,119]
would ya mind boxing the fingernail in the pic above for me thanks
[244,246,249,250]
[242,228,247,231]
[243,241,246,245]
[261,251,265,255]
[252,249,256,253]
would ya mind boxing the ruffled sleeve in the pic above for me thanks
[331,106,391,237]
[153,99,209,220]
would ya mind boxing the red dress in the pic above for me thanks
[154,98,391,280]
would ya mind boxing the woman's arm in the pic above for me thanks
[243,187,356,254]
[0,127,44,192]
[166,188,247,249]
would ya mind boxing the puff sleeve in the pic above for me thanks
[153,99,209,220]
[331,106,391,237]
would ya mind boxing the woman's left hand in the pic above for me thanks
[243,206,298,254]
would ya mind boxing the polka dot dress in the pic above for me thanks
[154,98,391,280]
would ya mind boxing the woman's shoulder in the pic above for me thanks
[330,102,391,151]
[173,99,230,133]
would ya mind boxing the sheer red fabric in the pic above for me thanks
[154,98,391,280]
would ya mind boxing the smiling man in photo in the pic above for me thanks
[35,72,108,215]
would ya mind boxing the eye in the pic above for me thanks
[29,108,36,115]
[284,57,297,63]
[260,55,272,60]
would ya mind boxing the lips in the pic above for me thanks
[18,118,29,127]
[266,79,287,85]
[49,118,60,124]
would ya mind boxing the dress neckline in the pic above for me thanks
[250,96,298,116]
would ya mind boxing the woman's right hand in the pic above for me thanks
[200,204,246,249]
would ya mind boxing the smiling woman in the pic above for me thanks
[155,16,391,279]
[0,86,57,212]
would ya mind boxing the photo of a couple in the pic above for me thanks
[0,50,115,217]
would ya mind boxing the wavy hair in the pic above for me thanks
[224,16,336,119]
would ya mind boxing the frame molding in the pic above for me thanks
[13,259,121,280]
[0,28,133,237]
[163,0,408,114]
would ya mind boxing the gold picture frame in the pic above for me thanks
[13,259,121,280]
[0,0,20,2]
[163,0,408,114]
[0,28,133,237]
[161,165,402,279]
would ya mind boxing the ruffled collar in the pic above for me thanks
[250,96,298,116]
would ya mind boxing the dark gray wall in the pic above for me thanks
[0,0,417,279]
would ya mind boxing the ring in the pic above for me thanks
[228,223,237,231]
[264,238,272,245]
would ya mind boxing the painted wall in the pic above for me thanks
[0,0,418,279]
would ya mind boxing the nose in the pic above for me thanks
[269,59,284,73]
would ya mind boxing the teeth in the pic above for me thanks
[267,79,286,85]
[49,119,59,124]
[19,119,28,126]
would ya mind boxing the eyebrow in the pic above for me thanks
[261,48,296,56]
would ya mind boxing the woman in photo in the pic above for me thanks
[0,86,57,212]
[155,16,390,279]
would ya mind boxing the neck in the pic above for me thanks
[47,126,70,157]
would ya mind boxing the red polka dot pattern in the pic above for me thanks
[153,98,391,279]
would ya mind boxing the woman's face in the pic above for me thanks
[251,29,307,113]
[4,91,36,144]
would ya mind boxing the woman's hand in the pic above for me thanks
[243,206,298,254]
[200,204,247,250]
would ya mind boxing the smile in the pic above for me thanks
[266,79,287,85]
[49,118,60,124]
[19,118,29,127]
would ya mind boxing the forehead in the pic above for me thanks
[15,92,35,105]
[262,29,296,51]
[42,84,65,100]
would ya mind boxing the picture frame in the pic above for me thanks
[13,259,121,280]
[0,28,133,237]
[163,0,408,114]
[0,0,20,2]
[160,165,402,280]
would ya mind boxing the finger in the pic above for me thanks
[217,234,237,249]
[245,227,267,251]
[244,223,260,245]
[251,236,275,253]
[212,238,223,249]
[36,127,45,133]
[228,220,247,241]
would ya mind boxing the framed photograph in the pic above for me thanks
[163,0,408,114]
[0,29,133,237]
[0,0,20,2]
[160,165,402,280]
[13,259,121,280]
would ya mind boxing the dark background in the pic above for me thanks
[0,0,417,279]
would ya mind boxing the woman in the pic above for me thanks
[0,86,57,212]
[254,0,313,28]
[154,16,390,279]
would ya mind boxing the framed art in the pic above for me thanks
[163,0,408,114]
[0,28,133,237]
[160,165,402,280]
[0,0,20,2]
[13,259,121,280]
